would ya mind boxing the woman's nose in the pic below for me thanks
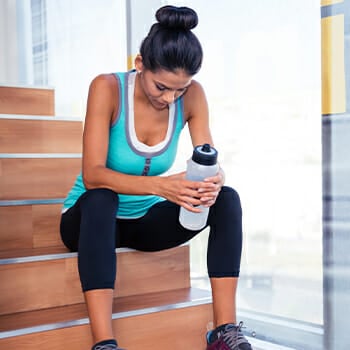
[162,90,176,104]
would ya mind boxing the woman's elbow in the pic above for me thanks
[82,168,98,189]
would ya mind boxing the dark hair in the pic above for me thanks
[139,5,203,76]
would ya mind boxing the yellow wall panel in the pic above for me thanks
[321,0,343,6]
[127,54,136,70]
[321,14,346,114]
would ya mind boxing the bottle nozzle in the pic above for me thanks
[192,143,218,165]
[201,143,211,153]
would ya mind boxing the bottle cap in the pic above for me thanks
[192,143,218,165]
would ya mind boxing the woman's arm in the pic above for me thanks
[185,80,213,147]
[184,81,225,206]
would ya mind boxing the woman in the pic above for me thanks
[60,5,252,350]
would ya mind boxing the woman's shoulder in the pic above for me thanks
[89,73,119,91]
[85,73,122,119]
[87,73,121,104]
[185,79,205,99]
[182,79,208,122]
[183,79,207,107]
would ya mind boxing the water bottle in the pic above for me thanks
[179,143,218,230]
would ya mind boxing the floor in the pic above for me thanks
[248,337,297,350]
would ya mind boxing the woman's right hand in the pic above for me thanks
[159,172,216,212]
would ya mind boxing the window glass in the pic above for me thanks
[168,0,323,326]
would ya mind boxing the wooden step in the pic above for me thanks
[0,157,81,200]
[0,116,83,153]
[0,288,213,350]
[0,203,63,251]
[0,245,190,315]
[0,86,55,116]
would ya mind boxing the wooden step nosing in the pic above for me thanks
[0,252,76,265]
[0,114,82,122]
[110,296,212,321]
[0,248,135,265]
[0,296,212,339]
[0,317,90,340]
[0,244,188,264]
[0,153,82,158]
[0,198,64,207]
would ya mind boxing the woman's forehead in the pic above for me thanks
[150,68,192,88]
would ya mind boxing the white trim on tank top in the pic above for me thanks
[127,71,175,153]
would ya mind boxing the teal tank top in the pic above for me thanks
[63,71,185,218]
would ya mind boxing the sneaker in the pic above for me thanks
[206,322,253,350]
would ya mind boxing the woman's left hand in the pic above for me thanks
[199,167,225,207]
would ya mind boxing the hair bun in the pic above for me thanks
[156,5,198,30]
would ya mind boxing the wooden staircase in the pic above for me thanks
[0,86,213,349]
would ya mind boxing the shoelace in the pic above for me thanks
[221,322,250,349]
[94,345,124,350]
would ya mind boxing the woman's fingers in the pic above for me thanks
[180,201,202,213]
[165,175,219,211]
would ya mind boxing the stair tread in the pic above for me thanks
[0,287,211,333]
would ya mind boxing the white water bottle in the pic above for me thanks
[179,143,219,230]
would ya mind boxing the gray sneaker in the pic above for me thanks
[206,322,253,350]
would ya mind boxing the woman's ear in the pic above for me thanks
[134,54,144,74]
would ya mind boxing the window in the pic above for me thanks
[167,1,322,348]
[31,0,48,85]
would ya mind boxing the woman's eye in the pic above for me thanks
[156,84,166,91]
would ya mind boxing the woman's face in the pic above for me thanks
[138,68,192,110]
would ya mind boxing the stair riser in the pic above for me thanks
[0,119,82,153]
[0,246,190,315]
[0,158,81,200]
[0,87,54,116]
[0,204,62,251]
[0,302,212,350]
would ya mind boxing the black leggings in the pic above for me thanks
[60,186,243,292]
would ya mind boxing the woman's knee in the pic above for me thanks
[216,186,242,214]
[78,189,119,247]
[80,188,119,211]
